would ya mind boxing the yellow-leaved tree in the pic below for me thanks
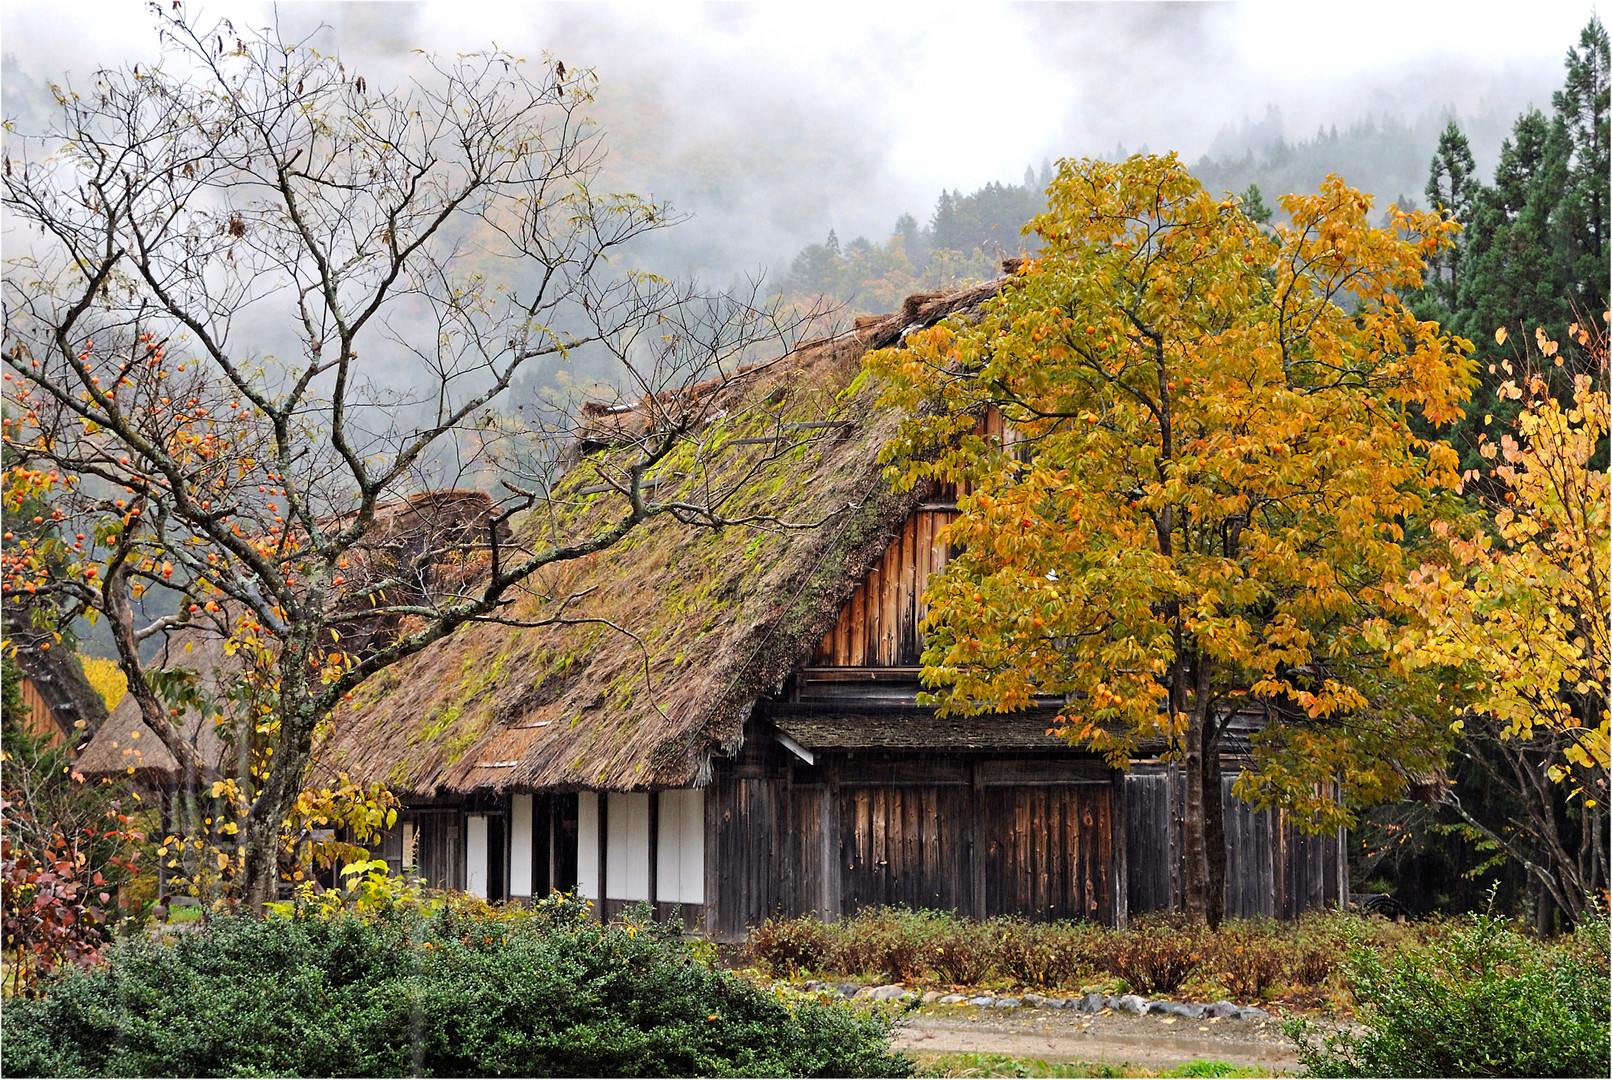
[1383,319,1608,925]
[865,155,1475,924]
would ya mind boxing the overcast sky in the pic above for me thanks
[2,1,1598,278]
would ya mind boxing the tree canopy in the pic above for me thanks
[864,154,1473,923]
[1,6,799,910]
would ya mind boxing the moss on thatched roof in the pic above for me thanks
[315,280,1007,796]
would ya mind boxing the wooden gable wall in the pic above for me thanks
[810,407,1018,668]
[811,507,958,667]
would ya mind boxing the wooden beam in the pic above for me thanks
[798,666,923,681]
[647,791,659,917]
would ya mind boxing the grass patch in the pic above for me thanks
[911,1053,1280,1079]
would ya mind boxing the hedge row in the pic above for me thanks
[749,908,1423,997]
[4,898,911,1078]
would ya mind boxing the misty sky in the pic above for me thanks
[2,1,1598,281]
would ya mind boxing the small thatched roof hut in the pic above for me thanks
[75,489,512,786]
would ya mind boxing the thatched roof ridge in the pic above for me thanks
[315,279,1010,796]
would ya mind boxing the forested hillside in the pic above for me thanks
[775,18,1607,347]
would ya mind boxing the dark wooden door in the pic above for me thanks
[839,785,970,913]
[980,785,1111,922]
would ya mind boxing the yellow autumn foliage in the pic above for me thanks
[76,653,128,712]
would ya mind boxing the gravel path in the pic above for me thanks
[893,1004,1301,1073]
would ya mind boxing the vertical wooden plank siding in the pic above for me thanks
[1126,768,1345,918]
[978,786,1111,922]
[17,679,64,746]
[708,772,786,940]
[897,518,917,663]
[837,785,971,913]
[812,510,959,666]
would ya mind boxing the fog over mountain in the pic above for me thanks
[2,1,1591,287]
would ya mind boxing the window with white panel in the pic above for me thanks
[656,789,705,905]
[605,792,651,901]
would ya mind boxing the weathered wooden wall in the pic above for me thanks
[1124,765,1347,919]
[811,509,958,667]
[981,785,1111,923]
[16,676,66,747]
[704,739,1117,940]
[840,784,973,913]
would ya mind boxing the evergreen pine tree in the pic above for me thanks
[1238,183,1273,225]
[1423,120,1478,313]
[1553,16,1609,317]
[894,212,922,266]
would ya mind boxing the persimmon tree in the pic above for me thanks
[1382,319,1608,925]
[2,5,804,911]
[866,155,1474,924]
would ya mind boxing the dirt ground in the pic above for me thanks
[893,1004,1301,1073]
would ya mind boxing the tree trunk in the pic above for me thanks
[238,662,320,913]
[1179,656,1215,926]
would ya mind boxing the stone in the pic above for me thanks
[1044,997,1068,1009]
[837,983,860,999]
[1206,1000,1242,1019]
[937,994,968,1005]
[1239,1006,1271,1021]
[1078,992,1108,1013]
[920,990,945,1004]
[1116,994,1149,1015]
[860,984,909,1001]
[1148,1001,1206,1019]
[1022,994,1046,1007]
[967,996,995,1007]
[994,997,1021,1008]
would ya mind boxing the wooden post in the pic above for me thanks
[824,758,842,921]
[647,791,660,920]
[970,758,986,920]
[703,778,721,939]
[1110,768,1129,928]
[597,793,609,921]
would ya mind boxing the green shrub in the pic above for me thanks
[1286,910,1610,1078]
[2,899,913,1078]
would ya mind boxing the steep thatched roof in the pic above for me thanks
[314,280,1009,796]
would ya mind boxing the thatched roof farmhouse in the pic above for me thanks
[309,278,1345,937]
